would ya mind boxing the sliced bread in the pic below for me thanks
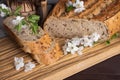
[44,0,120,40]
[44,17,108,41]
[3,16,63,65]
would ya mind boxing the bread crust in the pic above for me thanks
[3,17,63,65]
[44,0,120,38]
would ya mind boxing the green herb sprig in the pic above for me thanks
[0,6,10,16]
[14,14,40,34]
[1,5,40,34]
[14,20,26,31]
[13,6,22,16]
[106,33,120,45]
[66,5,74,12]
[27,15,40,34]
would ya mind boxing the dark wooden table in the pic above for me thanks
[0,0,120,80]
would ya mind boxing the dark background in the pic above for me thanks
[0,0,120,80]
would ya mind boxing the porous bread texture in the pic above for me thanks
[44,17,108,41]
[4,16,45,41]
[23,34,63,65]
[104,12,120,37]
[44,0,120,39]
[3,17,63,65]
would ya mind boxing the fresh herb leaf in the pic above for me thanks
[111,33,119,40]
[3,9,10,15]
[28,15,40,23]
[14,22,22,32]
[29,15,40,21]
[21,20,26,25]
[105,33,120,45]
[27,14,40,34]
[0,7,10,16]
[106,40,110,45]
[93,42,98,45]
[0,7,2,11]
[14,14,40,34]
[66,6,74,12]
[30,23,39,34]
[28,18,36,23]
[14,6,22,16]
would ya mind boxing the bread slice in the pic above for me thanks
[3,16,63,65]
[44,0,120,39]
[44,17,108,41]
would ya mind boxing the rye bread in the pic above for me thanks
[44,17,108,41]
[3,16,63,65]
[44,0,120,39]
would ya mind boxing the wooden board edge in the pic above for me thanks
[40,42,120,80]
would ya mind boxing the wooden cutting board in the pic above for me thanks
[0,37,120,80]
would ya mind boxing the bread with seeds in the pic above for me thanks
[3,16,63,65]
[44,0,120,40]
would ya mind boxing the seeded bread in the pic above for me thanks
[44,0,120,39]
[3,17,63,65]
[44,17,108,41]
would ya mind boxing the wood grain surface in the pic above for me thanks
[0,37,120,80]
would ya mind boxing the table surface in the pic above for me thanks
[0,0,120,80]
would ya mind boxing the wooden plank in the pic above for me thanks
[39,42,120,80]
[0,37,120,80]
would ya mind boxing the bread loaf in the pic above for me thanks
[3,17,63,65]
[44,17,108,41]
[44,0,120,39]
